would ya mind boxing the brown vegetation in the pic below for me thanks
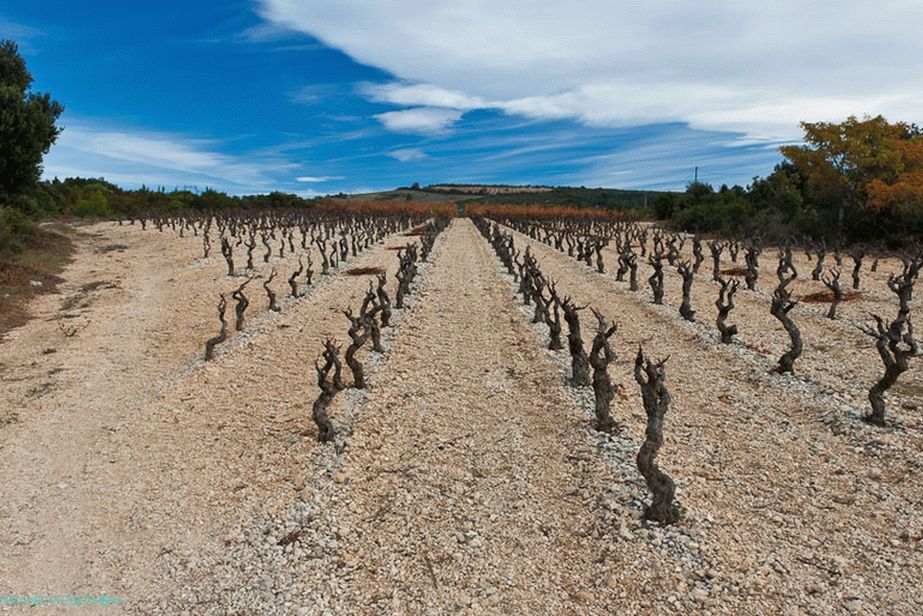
[344,266,386,276]
[0,227,73,335]
[800,289,863,304]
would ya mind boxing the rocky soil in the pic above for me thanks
[1,218,920,615]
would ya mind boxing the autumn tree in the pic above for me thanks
[780,115,918,235]
[866,136,923,214]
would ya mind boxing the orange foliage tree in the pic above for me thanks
[867,137,923,213]
[315,198,457,218]
[779,115,917,231]
[467,203,635,222]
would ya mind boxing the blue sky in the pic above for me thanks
[4,1,921,196]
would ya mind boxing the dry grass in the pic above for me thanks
[404,225,429,236]
[0,228,74,336]
[800,290,863,304]
[60,280,120,310]
[721,267,749,276]
[344,266,385,276]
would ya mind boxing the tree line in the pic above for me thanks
[654,116,923,245]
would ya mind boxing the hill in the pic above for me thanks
[348,184,671,210]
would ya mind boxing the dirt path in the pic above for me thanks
[334,218,641,613]
[0,220,413,604]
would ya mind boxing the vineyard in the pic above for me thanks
[1,202,921,615]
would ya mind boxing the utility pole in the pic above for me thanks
[694,166,698,184]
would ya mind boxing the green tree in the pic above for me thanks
[780,115,911,234]
[69,187,112,217]
[0,40,64,200]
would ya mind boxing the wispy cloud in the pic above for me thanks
[289,83,354,105]
[373,108,463,136]
[0,14,43,39]
[387,148,428,162]
[296,175,344,182]
[43,118,297,194]
[0,14,45,53]
[236,21,293,43]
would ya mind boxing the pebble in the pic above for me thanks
[844,598,862,613]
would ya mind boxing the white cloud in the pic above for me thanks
[360,82,485,110]
[43,118,296,194]
[259,0,923,139]
[373,107,463,135]
[295,175,343,182]
[387,148,428,162]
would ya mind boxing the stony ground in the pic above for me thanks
[1,218,921,615]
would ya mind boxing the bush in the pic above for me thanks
[672,198,753,235]
[0,205,34,254]
[68,189,113,217]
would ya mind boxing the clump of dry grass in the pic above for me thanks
[800,290,863,304]
[721,267,748,276]
[345,266,386,276]
[0,228,73,336]
[404,225,428,236]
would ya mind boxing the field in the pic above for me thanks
[1,206,921,615]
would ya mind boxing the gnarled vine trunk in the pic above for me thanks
[204,294,228,361]
[634,347,677,525]
[589,310,618,432]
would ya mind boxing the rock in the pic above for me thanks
[844,598,862,613]
[691,588,708,603]
[575,590,593,603]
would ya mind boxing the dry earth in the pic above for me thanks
[1,218,921,615]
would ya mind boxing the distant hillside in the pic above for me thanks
[425,184,554,196]
[343,189,483,203]
[475,186,666,210]
[347,184,672,210]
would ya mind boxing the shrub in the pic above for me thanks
[0,205,34,254]
[69,189,113,217]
